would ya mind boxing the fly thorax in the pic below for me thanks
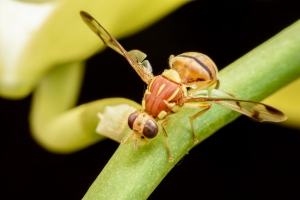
[162,69,181,83]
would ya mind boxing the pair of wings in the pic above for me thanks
[80,11,286,122]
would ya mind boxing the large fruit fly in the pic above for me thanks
[80,11,286,162]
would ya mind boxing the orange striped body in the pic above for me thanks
[144,75,184,119]
[169,52,218,88]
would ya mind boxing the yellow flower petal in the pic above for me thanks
[263,78,300,128]
[0,0,188,98]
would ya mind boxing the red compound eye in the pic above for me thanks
[128,111,139,130]
[143,119,158,138]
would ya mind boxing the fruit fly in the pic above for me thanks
[80,11,287,162]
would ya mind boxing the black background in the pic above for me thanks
[1,1,300,199]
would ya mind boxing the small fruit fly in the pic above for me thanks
[80,11,287,162]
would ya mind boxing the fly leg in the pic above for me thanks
[215,79,220,90]
[188,79,218,97]
[161,117,173,162]
[214,80,237,98]
[183,103,212,143]
[121,132,134,144]
[121,133,139,150]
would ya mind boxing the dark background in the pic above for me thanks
[1,1,300,199]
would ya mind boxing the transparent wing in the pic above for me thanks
[80,11,154,84]
[128,50,153,73]
[184,89,287,122]
[212,99,286,122]
[128,50,147,63]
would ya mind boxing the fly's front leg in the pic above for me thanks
[161,118,173,162]
[183,103,211,143]
[121,132,139,150]
[121,132,134,144]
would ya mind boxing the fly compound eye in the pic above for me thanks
[128,111,139,130]
[143,119,158,138]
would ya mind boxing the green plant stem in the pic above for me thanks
[83,20,300,200]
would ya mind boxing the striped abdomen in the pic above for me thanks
[169,52,218,86]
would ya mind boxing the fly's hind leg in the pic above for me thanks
[161,117,173,162]
[188,79,219,97]
[183,103,212,143]
[214,79,220,90]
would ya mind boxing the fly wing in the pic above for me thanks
[80,11,154,84]
[211,99,287,122]
[184,89,286,122]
